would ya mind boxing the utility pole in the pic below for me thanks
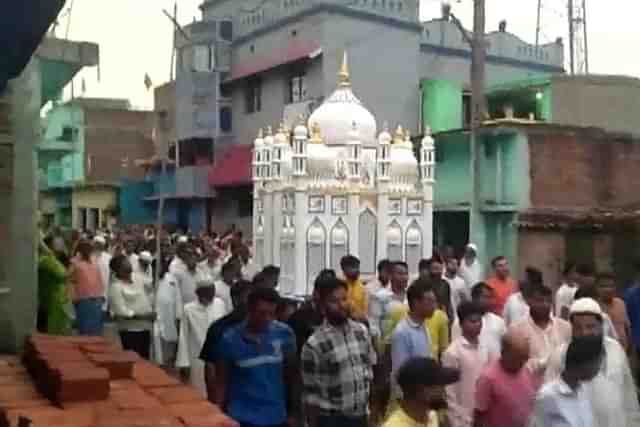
[568,0,575,74]
[535,0,542,48]
[169,2,177,81]
[581,0,589,73]
[469,0,486,239]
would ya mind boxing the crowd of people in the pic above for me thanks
[36,227,640,427]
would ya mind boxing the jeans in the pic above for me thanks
[74,298,104,336]
[317,414,367,427]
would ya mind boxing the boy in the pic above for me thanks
[442,301,494,427]
[176,275,226,397]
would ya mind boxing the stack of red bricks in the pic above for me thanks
[0,334,239,427]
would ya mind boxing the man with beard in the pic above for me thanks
[384,357,459,427]
[544,298,640,427]
[302,277,376,427]
[369,261,410,345]
[340,255,368,322]
[419,258,453,322]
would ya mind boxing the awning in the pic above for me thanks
[227,40,322,82]
[208,144,253,187]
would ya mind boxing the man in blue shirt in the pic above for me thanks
[213,286,298,427]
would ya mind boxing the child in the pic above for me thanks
[176,275,226,396]
[442,301,495,427]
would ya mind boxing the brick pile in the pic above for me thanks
[0,334,240,427]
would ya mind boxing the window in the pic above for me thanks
[59,126,77,142]
[462,93,472,128]
[220,107,232,132]
[220,21,233,41]
[237,190,253,217]
[250,44,255,53]
[245,78,262,113]
[287,70,307,103]
[193,44,215,72]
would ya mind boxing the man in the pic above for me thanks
[124,238,140,273]
[369,261,409,343]
[444,257,467,321]
[545,298,640,427]
[424,284,449,361]
[340,255,368,322]
[486,256,516,317]
[214,260,241,315]
[288,269,336,356]
[390,280,434,393]
[459,244,482,293]
[453,282,506,357]
[302,277,376,427]
[213,287,297,427]
[443,302,494,427]
[93,235,112,313]
[172,245,199,321]
[508,283,571,372]
[420,258,453,322]
[198,243,223,282]
[474,330,540,427]
[236,244,259,280]
[136,251,154,299]
[176,277,226,397]
[367,259,392,296]
[529,335,603,427]
[384,357,460,427]
[503,267,542,326]
[261,265,281,289]
[555,262,579,319]
[597,271,630,351]
[624,259,640,359]
[200,279,253,402]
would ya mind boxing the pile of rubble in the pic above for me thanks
[0,334,239,427]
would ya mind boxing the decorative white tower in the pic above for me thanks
[252,51,436,296]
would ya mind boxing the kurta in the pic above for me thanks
[153,273,179,364]
[176,298,226,396]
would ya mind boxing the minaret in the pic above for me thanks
[347,121,362,181]
[420,126,435,184]
[252,128,264,182]
[377,123,392,182]
[263,126,274,182]
[292,117,308,177]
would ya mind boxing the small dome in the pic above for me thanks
[306,123,337,178]
[294,123,308,138]
[254,128,265,147]
[378,124,392,145]
[264,126,274,145]
[389,128,418,181]
[307,52,377,148]
[274,124,287,145]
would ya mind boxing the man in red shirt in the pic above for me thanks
[486,256,516,317]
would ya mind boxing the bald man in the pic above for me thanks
[473,331,541,427]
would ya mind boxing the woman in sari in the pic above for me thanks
[37,235,72,335]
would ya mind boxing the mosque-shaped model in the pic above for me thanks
[252,52,436,297]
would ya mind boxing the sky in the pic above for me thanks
[60,0,640,109]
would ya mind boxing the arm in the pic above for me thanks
[368,293,382,342]
[439,313,450,360]
[205,362,217,403]
[473,374,492,427]
[283,328,300,420]
[390,329,408,378]
[212,360,228,408]
[441,349,462,425]
[175,309,190,369]
[301,344,322,427]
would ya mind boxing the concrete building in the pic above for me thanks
[0,6,99,352]
[428,75,640,287]
[193,0,563,232]
[39,98,154,230]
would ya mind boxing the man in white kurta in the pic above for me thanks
[544,298,640,427]
[176,279,226,397]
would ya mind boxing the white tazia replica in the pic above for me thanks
[252,52,436,297]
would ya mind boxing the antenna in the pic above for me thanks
[568,0,589,74]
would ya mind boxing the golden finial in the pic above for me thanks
[283,124,291,145]
[277,122,285,134]
[309,122,323,144]
[393,125,405,144]
[337,50,351,88]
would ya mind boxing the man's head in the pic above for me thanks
[464,244,477,263]
[569,297,604,339]
[390,261,409,294]
[576,263,596,288]
[457,301,484,341]
[221,260,240,284]
[427,257,444,279]
[418,259,430,278]
[596,272,616,304]
[246,287,280,333]
[563,261,578,284]
[500,330,530,374]
[76,240,93,261]
[377,259,393,286]
[261,265,281,289]
[317,277,350,325]
[231,279,253,309]
[396,357,460,411]
[138,251,153,271]
[93,235,107,252]
[110,254,132,280]
[340,255,360,281]
[124,238,137,255]
[407,279,437,320]
[312,269,337,303]
[564,335,603,383]
[525,283,553,321]
[491,256,509,279]
[471,282,495,314]
[445,257,459,277]
[195,279,216,306]
[237,244,251,264]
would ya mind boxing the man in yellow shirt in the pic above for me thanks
[385,357,459,427]
[340,255,368,321]
[424,287,450,361]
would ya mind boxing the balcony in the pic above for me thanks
[39,138,74,152]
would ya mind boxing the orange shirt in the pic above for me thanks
[69,258,104,302]
[486,276,516,317]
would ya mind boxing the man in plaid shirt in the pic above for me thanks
[301,276,376,427]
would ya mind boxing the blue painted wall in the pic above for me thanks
[119,180,154,225]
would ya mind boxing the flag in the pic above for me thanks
[144,73,153,90]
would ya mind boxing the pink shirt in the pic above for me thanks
[442,337,495,427]
[508,316,571,369]
[69,258,104,302]
[475,360,540,427]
